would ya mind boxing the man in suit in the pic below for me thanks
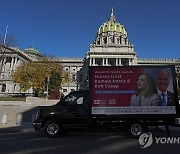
[156,69,175,106]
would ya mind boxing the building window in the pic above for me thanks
[97,61,102,66]
[13,85,16,92]
[103,37,107,44]
[72,75,76,82]
[96,58,102,66]
[119,36,122,44]
[63,89,67,92]
[1,84,6,92]
[124,38,127,45]
[121,58,129,66]
[109,58,116,66]
[97,38,100,45]
[110,37,114,43]
[117,38,120,44]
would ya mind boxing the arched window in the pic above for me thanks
[103,37,107,44]
[1,84,6,92]
[117,38,120,44]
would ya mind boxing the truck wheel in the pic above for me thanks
[129,123,143,138]
[43,120,61,138]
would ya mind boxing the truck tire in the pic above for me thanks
[129,123,143,138]
[43,120,61,138]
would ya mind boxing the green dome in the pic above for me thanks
[98,10,127,37]
[24,47,42,58]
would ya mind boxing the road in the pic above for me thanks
[0,125,180,154]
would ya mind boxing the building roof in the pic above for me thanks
[24,47,42,58]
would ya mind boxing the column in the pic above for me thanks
[2,58,6,71]
[119,58,121,66]
[116,58,118,66]
[10,57,14,71]
[89,58,92,66]
[101,37,103,45]
[92,58,95,66]
[107,36,109,44]
[14,58,18,68]
[102,58,105,66]
[106,58,108,66]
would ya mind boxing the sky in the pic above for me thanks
[0,0,180,59]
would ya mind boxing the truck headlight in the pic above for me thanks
[35,109,41,120]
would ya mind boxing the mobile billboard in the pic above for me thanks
[89,65,178,115]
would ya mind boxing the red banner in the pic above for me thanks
[90,66,177,115]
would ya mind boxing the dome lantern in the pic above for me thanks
[108,7,116,22]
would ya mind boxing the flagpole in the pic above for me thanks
[3,26,8,45]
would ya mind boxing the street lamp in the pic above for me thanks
[46,77,50,100]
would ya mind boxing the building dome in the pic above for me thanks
[24,47,42,58]
[97,9,127,37]
[92,9,130,47]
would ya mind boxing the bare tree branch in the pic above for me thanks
[0,34,17,47]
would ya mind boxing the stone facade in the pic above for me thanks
[0,45,84,96]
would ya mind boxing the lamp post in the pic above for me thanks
[46,77,50,100]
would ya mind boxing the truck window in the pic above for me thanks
[65,95,77,102]
[77,97,83,105]
[63,93,84,106]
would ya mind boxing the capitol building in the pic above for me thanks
[0,9,180,96]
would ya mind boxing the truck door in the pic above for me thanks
[59,92,88,126]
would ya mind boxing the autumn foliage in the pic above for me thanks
[11,58,68,95]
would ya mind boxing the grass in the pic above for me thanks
[0,97,26,101]
[0,96,46,101]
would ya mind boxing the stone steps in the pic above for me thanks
[0,106,38,128]
[0,115,36,128]
[0,99,58,128]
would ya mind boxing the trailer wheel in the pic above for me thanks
[43,120,62,138]
[129,123,143,138]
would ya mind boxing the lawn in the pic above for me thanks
[0,97,26,101]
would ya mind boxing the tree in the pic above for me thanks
[48,71,62,91]
[11,58,69,96]
[47,71,62,99]
[0,34,17,47]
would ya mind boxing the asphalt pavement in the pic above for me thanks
[0,125,180,154]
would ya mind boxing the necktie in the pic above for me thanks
[161,93,166,106]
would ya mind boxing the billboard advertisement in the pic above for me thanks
[90,66,178,115]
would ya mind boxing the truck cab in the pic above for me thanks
[33,90,89,137]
